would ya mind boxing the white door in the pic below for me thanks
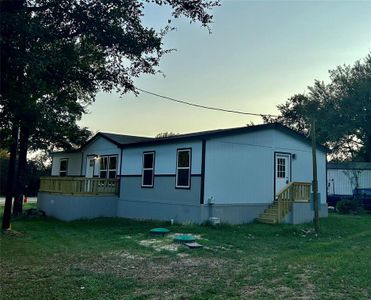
[85,157,95,192]
[275,153,291,195]
[86,157,95,178]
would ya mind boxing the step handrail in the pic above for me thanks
[276,182,311,222]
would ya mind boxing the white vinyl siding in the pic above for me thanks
[328,169,371,195]
[80,136,121,177]
[122,141,202,176]
[51,153,82,176]
[204,129,327,205]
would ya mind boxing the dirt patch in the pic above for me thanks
[76,252,233,298]
[138,233,203,252]
[139,239,181,252]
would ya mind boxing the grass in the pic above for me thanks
[1,204,370,299]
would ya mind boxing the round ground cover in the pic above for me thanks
[173,235,195,244]
[150,228,170,236]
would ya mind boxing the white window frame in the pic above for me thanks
[99,155,118,179]
[142,151,155,188]
[59,158,68,177]
[176,148,191,189]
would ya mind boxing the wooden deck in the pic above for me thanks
[39,177,119,195]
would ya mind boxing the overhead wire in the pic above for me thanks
[136,87,279,118]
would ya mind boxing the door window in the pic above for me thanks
[277,158,286,178]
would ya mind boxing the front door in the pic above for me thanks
[275,153,291,195]
[86,157,95,178]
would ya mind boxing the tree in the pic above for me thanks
[1,0,219,228]
[264,54,371,162]
[155,132,178,138]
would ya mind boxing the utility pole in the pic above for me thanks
[311,119,320,233]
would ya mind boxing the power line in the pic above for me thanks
[136,87,278,118]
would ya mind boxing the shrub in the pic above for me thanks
[336,199,364,214]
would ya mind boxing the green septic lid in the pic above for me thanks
[174,235,195,244]
[150,228,170,235]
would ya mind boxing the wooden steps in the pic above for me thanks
[256,182,311,224]
[257,201,279,224]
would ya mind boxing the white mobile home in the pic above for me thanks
[39,124,328,224]
[327,162,371,196]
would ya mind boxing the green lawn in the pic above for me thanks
[1,205,370,299]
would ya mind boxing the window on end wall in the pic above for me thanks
[59,159,68,177]
[142,152,155,187]
[99,156,117,179]
[176,149,191,188]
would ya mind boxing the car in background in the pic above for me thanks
[327,188,371,213]
[353,188,371,212]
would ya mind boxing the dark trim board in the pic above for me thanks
[200,139,206,204]
[119,148,124,177]
[50,175,82,177]
[273,152,292,199]
[120,174,202,177]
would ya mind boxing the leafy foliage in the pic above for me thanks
[155,131,178,138]
[336,199,364,215]
[264,54,371,161]
[0,0,219,152]
[0,153,51,196]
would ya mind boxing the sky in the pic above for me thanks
[79,0,371,137]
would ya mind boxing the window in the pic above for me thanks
[108,156,117,179]
[142,152,155,187]
[59,159,68,177]
[277,158,286,178]
[176,149,191,188]
[99,155,117,179]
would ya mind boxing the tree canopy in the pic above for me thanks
[264,54,371,162]
[1,0,219,152]
[0,0,219,220]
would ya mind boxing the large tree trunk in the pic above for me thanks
[12,125,30,216]
[2,124,19,230]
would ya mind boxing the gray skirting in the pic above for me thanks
[38,188,328,224]
[37,192,118,221]
[117,199,270,224]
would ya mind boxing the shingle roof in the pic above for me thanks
[99,132,152,146]
[327,162,371,170]
[55,123,327,153]
[125,123,328,152]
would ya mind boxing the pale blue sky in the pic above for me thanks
[79,0,371,137]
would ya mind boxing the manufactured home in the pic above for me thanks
[327,162,371,196]
[38,123,328,224]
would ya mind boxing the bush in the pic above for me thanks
[336,199,364,214]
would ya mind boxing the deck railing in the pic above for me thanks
[277,182,311,222]
[39,177,119,195]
